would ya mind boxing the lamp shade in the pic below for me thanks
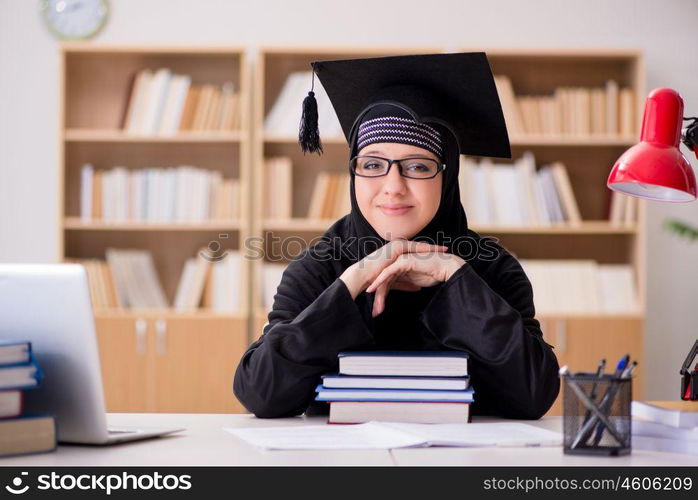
[607,88,697,202]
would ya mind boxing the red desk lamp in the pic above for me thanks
[607,88,697,202]
[607,87,698,400]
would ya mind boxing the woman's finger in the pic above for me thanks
[373,272,402,316]
[366,259,407,293]
[372,280,391,317]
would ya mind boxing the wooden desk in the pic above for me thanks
[0,414,693,466]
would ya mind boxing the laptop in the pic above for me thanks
[0,264,184,444]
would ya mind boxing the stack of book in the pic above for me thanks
[122,68,241,135]
[80,164,241,223]
[316,351,473,424]
[631,401,698,455]
[0,341,56,457]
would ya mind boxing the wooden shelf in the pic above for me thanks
[65,129,246,143]
[93,308,246,320]
[262,134,637,147]
[262,218,637,235]
[64,218,241,231]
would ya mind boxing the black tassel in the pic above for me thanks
[299,71,323,155]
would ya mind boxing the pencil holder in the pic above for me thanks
[562,373,632,456]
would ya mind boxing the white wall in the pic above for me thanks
[1,0,697,399]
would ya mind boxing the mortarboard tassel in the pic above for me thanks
[299,69,323,155]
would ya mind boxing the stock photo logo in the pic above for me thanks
[5,472,29,495]
[199,234,230,262]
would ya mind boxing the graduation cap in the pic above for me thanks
[298,52,511,159]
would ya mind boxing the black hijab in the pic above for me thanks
[314,103,471,269]
[303,103,483,349]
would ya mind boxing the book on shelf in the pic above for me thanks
[338,351,469,377]
[0,415,56,457]
[459,153,583,227]
[73,248,242,313]
[264,71,342,138]
[261,262,287,311]
[122,68,240,135]
[66,259,121,309]
[519,260,638,314]
[79,164,240,223]
[321,373,470,391]
[631,401,698,429]
[306,171,350,220]
[263,157,293,219]
[608,191,638,226]
[105,249,169,309]
[174,253,211,311]
[201,251,242,313]
[493,75,635,137]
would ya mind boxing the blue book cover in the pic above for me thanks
[321,373,470,390]
[314,384,475,402]
[0,355,43,391]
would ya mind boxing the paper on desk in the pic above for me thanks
[224,422,426,450]
[224,421,562,450]
[379,422,563,447]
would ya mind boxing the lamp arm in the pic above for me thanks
[682,116,698,159]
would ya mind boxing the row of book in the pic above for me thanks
[459,154,637,227]
[495,76,635,137]
[316,351,473,424]
[0,341,56,457]
[261,153,636,226]
[632,401,698,456]
[73,249,242,312]
[122,68,241,135]
[264,71,343,138]
[262,157,351,220]
[79,164,241,223]
[520,261,638,314]
[261,260,637,315]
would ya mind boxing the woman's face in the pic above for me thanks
[355,142,443,240]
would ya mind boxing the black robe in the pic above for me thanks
[233,221,560,419]
[234,106,560,419]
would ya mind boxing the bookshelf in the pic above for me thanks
[252,47,647,416]
[59,44,251,413]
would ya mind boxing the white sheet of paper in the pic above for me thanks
[224,422,426,450]
[380,422,562,447]
[224,421,562,450]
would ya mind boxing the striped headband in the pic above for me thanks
[356,116,443,158]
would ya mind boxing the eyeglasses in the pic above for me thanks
[349,155,446,180]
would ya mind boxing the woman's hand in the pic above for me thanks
[339,239,448,301]
[365,251,466,317]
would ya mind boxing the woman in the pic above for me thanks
[234,53,560,419]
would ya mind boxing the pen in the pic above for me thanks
[591,359,637,446]
[582,358,606,426]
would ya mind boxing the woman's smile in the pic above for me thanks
[377,203,413,216]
